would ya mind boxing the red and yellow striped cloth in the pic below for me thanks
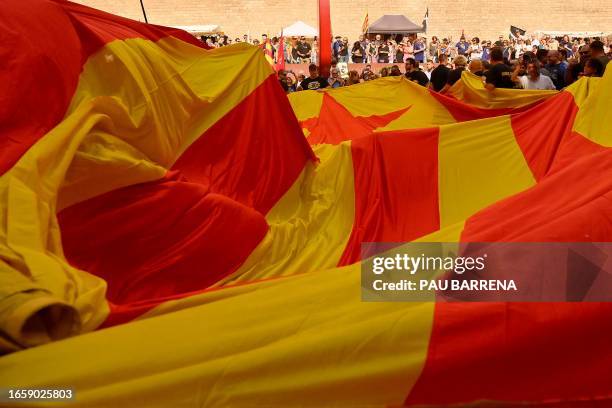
[1,1,612,406]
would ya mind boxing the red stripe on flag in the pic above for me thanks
[59,75,315,325]
[429,90,546,122]
[305,94,409,145]
[0,0,207,176]
[339,128,440,265]
[59,171,269,305]
[511,91,579,181]
[406,131,612,405]
[171,74,316,214]
[406,302,612,405]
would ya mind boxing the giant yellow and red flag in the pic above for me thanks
[1,0,612,407]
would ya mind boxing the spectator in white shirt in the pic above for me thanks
[512,61,555,90]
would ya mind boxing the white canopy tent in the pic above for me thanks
[281,21,318,37]
[535,30,611,38]
[171,25,223,35]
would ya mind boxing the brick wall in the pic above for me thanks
[76,0,611,43]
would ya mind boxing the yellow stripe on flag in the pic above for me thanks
[60,39,272,210]
[438,115,536,227]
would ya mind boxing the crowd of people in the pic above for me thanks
[198,31,610,93]
[202,31,610,64]
[273,35,610,93]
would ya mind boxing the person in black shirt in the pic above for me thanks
[440,55,467,93]
[589,40,610,70]
[298,63,329,91]
[378,41,390,63]
[583,57,605,77]
[429,54,450,91]
[396,40,405,64]
[296,37,312,63]
[291,38,299,63]
[351,41,365,63]
[485,46,515,90]
[404,58,429,87]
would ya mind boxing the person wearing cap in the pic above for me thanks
[296,36,312,63]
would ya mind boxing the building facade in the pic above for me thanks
[76,0,611,42]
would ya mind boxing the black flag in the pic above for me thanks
[422,8,429,33]
[509,25,526,39]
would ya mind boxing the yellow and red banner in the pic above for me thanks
[1,0,612,406]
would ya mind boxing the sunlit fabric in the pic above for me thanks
[1,1,612,407]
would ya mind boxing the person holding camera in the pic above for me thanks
[328,67,345,88]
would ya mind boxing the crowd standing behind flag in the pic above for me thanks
[199,30,610,92]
